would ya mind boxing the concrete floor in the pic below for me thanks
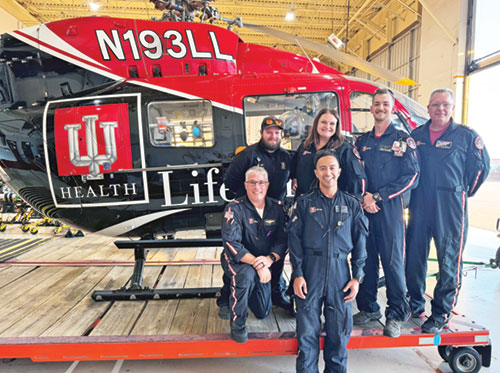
[1,181,499,373]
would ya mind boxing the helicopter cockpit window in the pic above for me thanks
[147,100,214,147]
[350,91,410,135]
[243,92,339,150]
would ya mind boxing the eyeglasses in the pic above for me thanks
[245,181,269,186]
[265,118,282,126]
[429,103,453,109]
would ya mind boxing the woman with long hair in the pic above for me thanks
[291,108,366,199]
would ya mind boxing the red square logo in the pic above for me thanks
[54,103,132,177]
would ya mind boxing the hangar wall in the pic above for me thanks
[418,0,468,110]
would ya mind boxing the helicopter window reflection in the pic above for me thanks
[243,92,339,150]
[147,100,214,147]
[350,91,410,135]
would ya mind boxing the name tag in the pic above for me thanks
[435,140,452,149]
[335,205,349,213]
[379,145,393,152]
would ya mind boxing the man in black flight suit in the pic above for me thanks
[219,116,292,316]
[354,88,420,338]
[406,88,490,334]
[220,166,287,343]
[288,150,368,372]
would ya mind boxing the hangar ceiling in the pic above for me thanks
[1,0,421,73]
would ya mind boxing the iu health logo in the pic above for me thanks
[54,103,133,179]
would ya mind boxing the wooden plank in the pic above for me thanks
[0,266,36,289]
[40,266,133,337]
[0,267,112,337]
[0,267,87,334]
[90,266,163,336]
[273,306,296,332]
[15,236,101,261]
[0,267,77,310]
[130,265,184,336]
[206,298,230,334]
[131,246,198,336]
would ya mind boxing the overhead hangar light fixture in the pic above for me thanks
[327,32,344,50]
[285,10,295,21]
[89,2,101,11]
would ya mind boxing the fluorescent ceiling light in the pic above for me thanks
[285,11,295,21]
[89,2,100,11]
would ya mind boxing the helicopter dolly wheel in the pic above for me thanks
[438,345,453,362]
[448,347,481,373]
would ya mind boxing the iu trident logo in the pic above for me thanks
[54,103,133,179]
[64,115,117,179]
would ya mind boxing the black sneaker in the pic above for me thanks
[230,324,248,343]
[218,304,230,320]
[383,319,401,338]
[421,317,448,334]
[353,310,382,325]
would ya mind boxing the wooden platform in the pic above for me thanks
[0,233,490,362]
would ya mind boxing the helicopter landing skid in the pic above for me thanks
[91,239,223,302]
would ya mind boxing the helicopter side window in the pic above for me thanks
[147,100,214,147]
[350,91,410,134]
[243,92,339,150]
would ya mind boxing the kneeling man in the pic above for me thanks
[220,166,287,343]
[288,150,368,372]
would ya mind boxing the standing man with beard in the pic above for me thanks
[218,116,293,317]
[406,88,490,333]
[353,88,419,338]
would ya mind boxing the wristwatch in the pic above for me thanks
[372,192,382,202]
[268,253,278,263]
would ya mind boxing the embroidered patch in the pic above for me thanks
[362,146,372,152]
[224,208,234,225]
[248,218,255,224]
[406,137,417,149]
[474,136,484,150]
[310,207,317,213]
[435,140,452,149]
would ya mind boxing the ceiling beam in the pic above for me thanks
[0,0,41,26]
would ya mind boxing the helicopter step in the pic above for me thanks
[91,238,223,301]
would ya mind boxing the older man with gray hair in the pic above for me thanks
[406,88,490,334]
[219,166,287,343]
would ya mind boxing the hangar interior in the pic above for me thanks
[0,1,498,372]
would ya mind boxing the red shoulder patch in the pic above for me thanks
[406,137,417,150]
[474,136,484,150]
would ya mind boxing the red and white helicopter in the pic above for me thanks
[0,0,427,239]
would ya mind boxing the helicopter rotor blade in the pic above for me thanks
[243,23,416,86]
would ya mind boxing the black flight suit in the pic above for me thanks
[291,139,366,199]
[221,196,287,327]
[288,189,368,373]
[355,123,419,321]
[406,119,490,322]
[224,141,292,201]
[221,140,292,305]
